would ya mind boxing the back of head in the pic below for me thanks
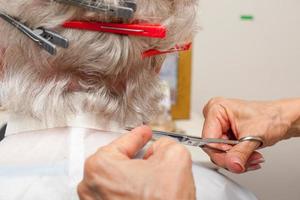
[0,0,198,126]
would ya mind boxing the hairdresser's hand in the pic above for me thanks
[202,97,300,174]
[78,126,195,200]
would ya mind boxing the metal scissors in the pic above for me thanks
[126,128,264,152]
[151,130,264,152]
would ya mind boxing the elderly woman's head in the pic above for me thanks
[0,0,197,126]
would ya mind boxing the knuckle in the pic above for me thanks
[169,144,191,160]
[157,137,177,146]
[97,145,111,154]
[230,148,249,162]
[232,147,247,156]
[204,97,226,115]
[208,97,225,106]
[77,182,85,196]
[84,156,97,174]
[83,158,103,188]
[84,154,106,179]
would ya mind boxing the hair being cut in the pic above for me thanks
[0,0,197,127]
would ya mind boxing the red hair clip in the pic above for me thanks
[143,43,192,57]
[62,21,166,38]
[62,21,190,57]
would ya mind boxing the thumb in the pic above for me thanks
[225,141,260,173]
[107,125,152,159]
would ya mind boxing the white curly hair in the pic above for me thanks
[0,0,198,127]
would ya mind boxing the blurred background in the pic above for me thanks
[1,0,300,199]
[175,0,300,199]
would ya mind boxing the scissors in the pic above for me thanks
[126,128,264,152]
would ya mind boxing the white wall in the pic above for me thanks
[191,1,300,199]
[192,0,300,113]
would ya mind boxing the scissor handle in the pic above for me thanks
[239,136,264,148]
[197,138,239,146]
[198,137,264,147]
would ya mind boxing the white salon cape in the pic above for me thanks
[0,113,257,200]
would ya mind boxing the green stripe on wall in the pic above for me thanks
[240,15,254,21]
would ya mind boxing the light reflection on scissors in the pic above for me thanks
[151,130,239,152]
[126,128,264,153]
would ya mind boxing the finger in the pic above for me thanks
[225,141,261,173]
[246,151,265,166]
[202,147,227,168]
[202,105,233,149]
[147,139,192,166]
[202,101,232,136]
[201,111,231,163]
[107,125,152,159]
[143,137,177,159]
[202,114,224,139]
[203,145,264,171]
[246,164,262,172]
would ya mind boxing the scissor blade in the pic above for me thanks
[151,130,239,147]
[125,128,239,147]
[152,130,187,142]
[152,130,208,147]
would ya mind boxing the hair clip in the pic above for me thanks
[63,21,166,38]
[143,43,192,57]
[0,11,69,55]
[122,0,137,12]
[54,0,136,20]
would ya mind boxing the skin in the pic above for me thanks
[78,126,196,200]
[202,97,300,173]
[77,97,300,199]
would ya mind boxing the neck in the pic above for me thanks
[5,112,127,136]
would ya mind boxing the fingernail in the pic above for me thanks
[231,162,243,173]
[247,164,261,172]
[229,158,245,173]
[249,158,265,165]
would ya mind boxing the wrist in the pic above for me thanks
[274,98,300,138]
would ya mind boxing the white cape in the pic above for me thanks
[0,114,257,200]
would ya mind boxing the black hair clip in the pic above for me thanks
[54,0,137,20]
[0,123,7,142]
[0,11,69,55]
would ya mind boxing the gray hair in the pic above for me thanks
[0,0,198,127]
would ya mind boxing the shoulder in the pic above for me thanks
[192,164,257,200]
